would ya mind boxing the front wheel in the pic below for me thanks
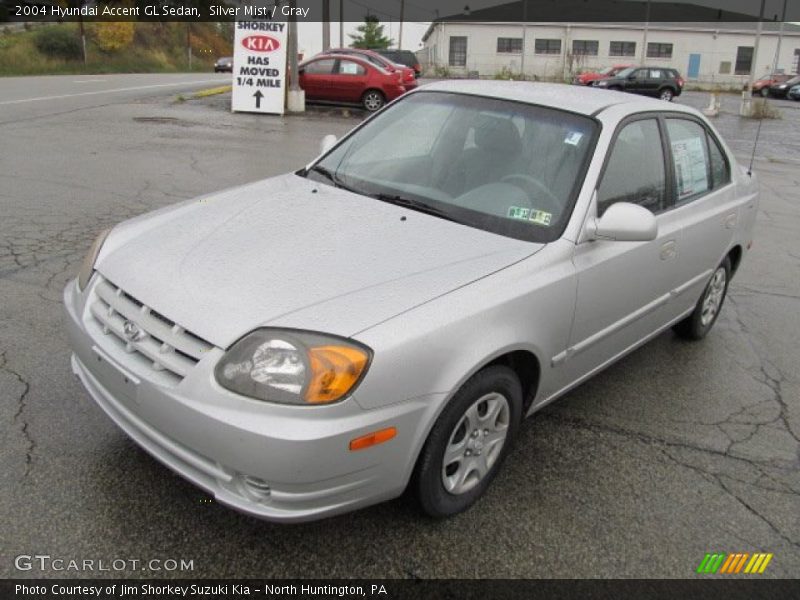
[673,257,731,340]
[659,87,675,101]
[362,90,385,112]
[412,365,523,518]
[760,87,769,97]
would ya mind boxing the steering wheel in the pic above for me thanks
[501,174,561,215]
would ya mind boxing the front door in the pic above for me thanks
[566,116,683,380]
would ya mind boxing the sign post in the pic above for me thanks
[232,20,288,115]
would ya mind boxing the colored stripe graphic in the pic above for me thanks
[697,553,727,573]
[699,553,774,574]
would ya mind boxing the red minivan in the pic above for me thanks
[298,54,407,111]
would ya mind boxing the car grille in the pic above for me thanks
[89,277,213,382]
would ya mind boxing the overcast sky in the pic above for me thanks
[294,0,797,56]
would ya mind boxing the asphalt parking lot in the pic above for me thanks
[1,76,798,578]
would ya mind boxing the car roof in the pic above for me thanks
[417,80,698,117]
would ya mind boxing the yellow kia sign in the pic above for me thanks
[697,552,773,574]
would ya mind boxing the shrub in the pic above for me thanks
[90,22,135,53]
[34,26,82,60]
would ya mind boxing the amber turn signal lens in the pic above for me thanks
[349,427,397,451]
[304,345,369,404]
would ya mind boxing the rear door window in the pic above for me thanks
[665,119,712,204]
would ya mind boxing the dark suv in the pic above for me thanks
[375,49,422,77]
[592,66,684,101]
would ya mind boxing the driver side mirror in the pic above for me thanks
[319,134,337,155]
[588,202,658,242]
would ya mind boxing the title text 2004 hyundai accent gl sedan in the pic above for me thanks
[64,81,758,522]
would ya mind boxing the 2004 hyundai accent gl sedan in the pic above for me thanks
[64,81,758,522]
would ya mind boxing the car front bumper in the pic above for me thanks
[64,277,441,522]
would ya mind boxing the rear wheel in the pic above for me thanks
[362,89,385,112]
[413,365,522,518]
[659,87,675,101]
[673,257,731,340]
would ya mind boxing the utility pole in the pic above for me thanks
[78,1,87,67]
[339,0,344,47]
[742,0,766,116]
[520,0,527,77]
[187,24,192,71]
[322,0,330,51]
[398,0,405,48]
[772,0,788,75]
[287,0,305,111]
[641,0,651,65]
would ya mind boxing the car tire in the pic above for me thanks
[412,365,523,518]
[659,87,675,101]
[673,256,731,341]
[362,89,386,112]
[608,85,622,91]
[760,87,769,97]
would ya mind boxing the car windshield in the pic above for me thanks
[615,67,635,78]
[786,76,800,86]
[598,67,614,75]
[305,91,598,243]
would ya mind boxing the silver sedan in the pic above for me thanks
[64,81,758,521]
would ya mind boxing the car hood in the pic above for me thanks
[96,174,541,348]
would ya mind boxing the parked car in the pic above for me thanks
[298,54,407,111]
[593,66,684,101]
[375,49,422,77]
[65,81,757,523]
[752,73,790,96]
[574,64,633,86]
[768,75,800,98]
[214,57,233,73]
[319,47,418,90]
[788,84,800,101]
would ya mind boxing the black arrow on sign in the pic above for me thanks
[253,89,264,109]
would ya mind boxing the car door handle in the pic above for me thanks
[724,213,738,229]
[660,240,677,260]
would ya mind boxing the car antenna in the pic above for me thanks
[747,115,763,177]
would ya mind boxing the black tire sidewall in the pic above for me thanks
[686,257,732,339]
[362,90,385,112]
[413,365,523,518]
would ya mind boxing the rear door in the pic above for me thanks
[331,59,370,102]
[661,116,740,318]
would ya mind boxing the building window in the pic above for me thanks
[609,41,636,57]
[572,40,599,56]
[497,37,523,53]
[734,46,754,75]
[535,38,561,55]
[449,36,467,67]
[719,61,732,74]
[647,42,673,59]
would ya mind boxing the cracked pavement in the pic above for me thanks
[0,79,798,578]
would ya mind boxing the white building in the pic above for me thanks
[421,19,800,85]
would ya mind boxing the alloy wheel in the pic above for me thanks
[701,267,726,327]
[441,392,510,495]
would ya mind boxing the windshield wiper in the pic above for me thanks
[307,165,360,194]
[372,193,465,225]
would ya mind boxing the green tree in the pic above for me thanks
[348,15,393,50]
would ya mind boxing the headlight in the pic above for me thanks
[215,329,371,405]
[77,228,111,291]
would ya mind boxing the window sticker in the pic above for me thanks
[508,206,531,220]
[528,209,552,226]
[672,137,709,199]
[564,131,584,146]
